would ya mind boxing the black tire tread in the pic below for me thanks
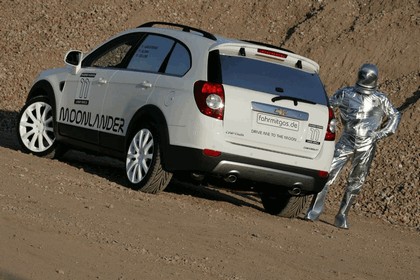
[126,124,172,194]
[138,147,173,194]
[260,193,310,218]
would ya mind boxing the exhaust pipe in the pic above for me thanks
[288,183,303,196]
[224,173,238,183]
[288,187,301,196]
[191,173,205,181]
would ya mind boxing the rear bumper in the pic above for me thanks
[162,145,328,193]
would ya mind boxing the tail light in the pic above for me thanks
[257,48,288,59]
[325,107,337,141]
[318,170,329,178]
[194,81,225,120]
[203,149,221,157]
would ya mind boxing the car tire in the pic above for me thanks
[125,124,172,194]
[17,96,62,159]
[260,192,310,218]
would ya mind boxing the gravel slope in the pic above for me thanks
[0,1,419,279]
[1,0,418,229]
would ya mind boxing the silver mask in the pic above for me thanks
[355,63,378,95]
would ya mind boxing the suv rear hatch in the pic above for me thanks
[208,44,330,159]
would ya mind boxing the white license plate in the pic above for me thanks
[256,113,299,131]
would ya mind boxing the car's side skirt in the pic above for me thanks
[57,123,126,158]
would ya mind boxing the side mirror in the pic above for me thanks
[64,50,83,74]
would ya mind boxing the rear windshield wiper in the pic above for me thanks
[271,95,316,106]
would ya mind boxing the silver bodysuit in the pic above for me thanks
[305,86,401,228]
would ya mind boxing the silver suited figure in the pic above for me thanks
[304,63,401,229]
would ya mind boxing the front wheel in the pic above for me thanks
[125,124,172,194]
[260,192,310,218]
[17,96,61,158]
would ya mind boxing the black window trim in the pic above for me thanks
[124,32,192,77]
[81,31,193,77]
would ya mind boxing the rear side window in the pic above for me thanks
[128,34,174,72]
[217,55,328,105]
[165,43,191,76]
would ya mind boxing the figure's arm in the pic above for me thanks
[376,95,401,140]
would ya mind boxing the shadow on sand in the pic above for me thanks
[397,88,419,114]
[0,109,264,213]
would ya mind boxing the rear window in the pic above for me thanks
[215,54,328,105]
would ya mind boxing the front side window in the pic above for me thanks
[82,33,142,68]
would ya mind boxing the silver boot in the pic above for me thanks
[304,186,329,221]
[304,143,352,222]
[334,193,357,229]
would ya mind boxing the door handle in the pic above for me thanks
[139,81,152,89]
[98,77,108,84]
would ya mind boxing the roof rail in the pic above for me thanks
[242,40,294,54]
[138,21,217,41]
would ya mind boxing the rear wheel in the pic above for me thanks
[260,192,310,218]
[125,124,172,194]
[17,96,62,158]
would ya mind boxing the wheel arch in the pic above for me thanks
[27,80,56,105]
[125,105,171,169]
[26,80,59,132]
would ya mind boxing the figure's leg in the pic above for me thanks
[334,144,376,229]
[304,141,352,221]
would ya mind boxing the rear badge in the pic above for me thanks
[274,108,287,117]
[305,123,323,145]
[251,102,309,121]
[226,131,244,137]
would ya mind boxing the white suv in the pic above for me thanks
[17,22,336,217]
